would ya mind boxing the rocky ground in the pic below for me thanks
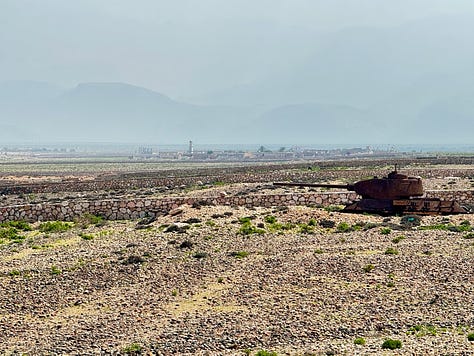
[0,200,473,355]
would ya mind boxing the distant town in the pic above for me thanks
[0,141,412,163]
[138,141,402,162]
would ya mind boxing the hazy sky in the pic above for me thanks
[2,0,474,144]
[1,0,474,98]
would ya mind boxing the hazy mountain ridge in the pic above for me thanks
[0,80,389,144]
[1,75,473,144]
[0,81,262,143]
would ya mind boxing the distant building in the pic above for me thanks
[138,146,153,155]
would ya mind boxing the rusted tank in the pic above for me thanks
[273,169,469,215]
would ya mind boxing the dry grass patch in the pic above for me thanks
[166,281,247,316]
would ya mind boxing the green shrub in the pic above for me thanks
[363,264,375,273]
[87,214,104,225]
[468,333,474,341]
[324,205,344,212]
[385,247,399,255]
[392,235,406,244]
[255,351,278,356]
[283,222,296,230]
[337,222,352,233]
[77,213,104,227]
[354,337,366,345]
[407,324,437,337]
[0,220,32,231]
[419,223,446,230]
[50,266,62,275]
[264,215,277,224]
[39,221,73,233]
[79,233,94,240]
[8,269,21,276]
[238,222,265,235]
[229,251,249,258]
[0,227,25,242]
[386,273,395,287]
[0,227,19,239]
[419,222,472,232]
[298,223,315,234]
[205,220,216,227]
[380,227,392,235]
[448,224,472,232]
[122,343,143,354]
[381,339,402,350]
[463,232,474,239]
[238,216,254,224]
[267,222,295,232]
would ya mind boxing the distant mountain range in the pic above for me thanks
[0,80,379,144]
[1,77,473,144]
[0,81,251,143]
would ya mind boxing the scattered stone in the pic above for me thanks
[319,219,336,228]
[179,240,194,249]
[122,255,146,264]
[137,216,157,226]
[183,218,202,224]
[211,214,225,219]
[164,223,190,233]
[168,208,184,217]
[192,251,208,259]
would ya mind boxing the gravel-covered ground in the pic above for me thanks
[1,202,473,355]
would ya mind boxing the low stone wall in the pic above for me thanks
[0,191,359,222]
[425,190,474,204]
[1,190,473,223]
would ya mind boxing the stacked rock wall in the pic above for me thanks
[0,190,472,223]
[425,190,474,204]
[0,192,358,222]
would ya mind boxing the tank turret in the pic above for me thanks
[274,169,423,200]
[273,168,468,215]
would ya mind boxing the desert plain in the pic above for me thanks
[0,158,473,355]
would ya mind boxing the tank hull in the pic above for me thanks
[343,198,469,216]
